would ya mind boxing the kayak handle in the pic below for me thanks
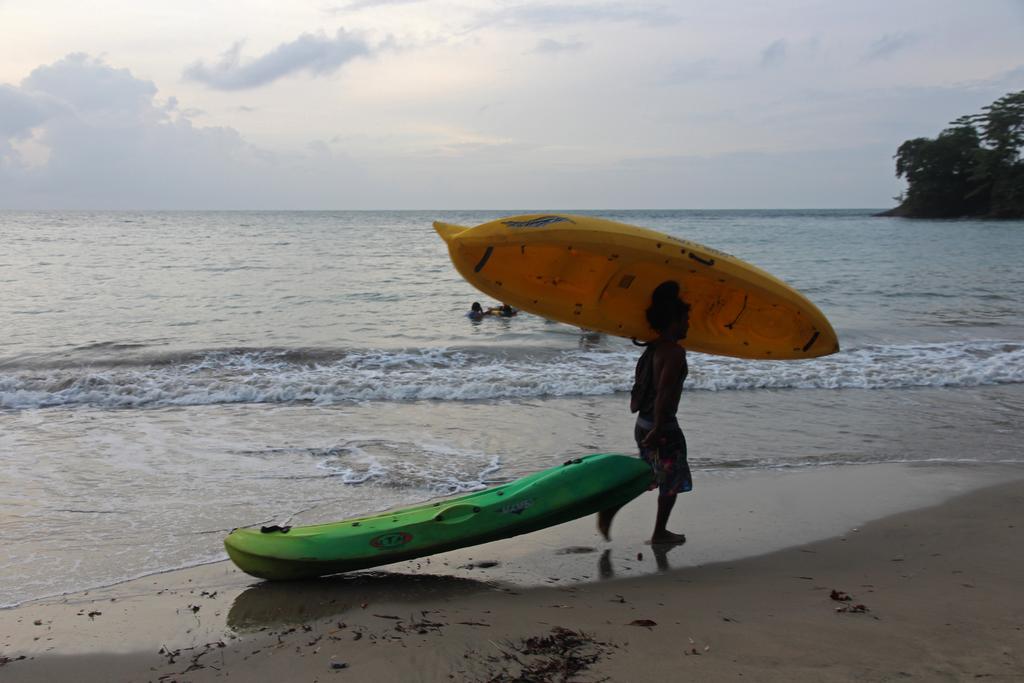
[434,504,482,523]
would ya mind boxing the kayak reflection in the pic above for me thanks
[227,571,493,632]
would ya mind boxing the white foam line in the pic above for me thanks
[698,456,1024,473]
[0,341,1021,409]
[0,554,228,610]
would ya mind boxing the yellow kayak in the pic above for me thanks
[435,214,838,360]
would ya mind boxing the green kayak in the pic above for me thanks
[224,453,652,580]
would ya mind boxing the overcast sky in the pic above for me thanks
[1,0,1022,209]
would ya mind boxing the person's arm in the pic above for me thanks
[641,347,684,447]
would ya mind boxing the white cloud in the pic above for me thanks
[663,59,719,85]
[532,38,586,54]
[478,2,678,28]
[760,39,788,67]
[864,33,918,61]
[25,53,158,117]
[327,0,426,12]
[0,84,60,140]
[184,29,369,90]
[0,53,366,209]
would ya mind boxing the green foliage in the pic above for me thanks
[889,90,1024,218]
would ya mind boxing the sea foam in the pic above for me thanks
[1,340,1021,410]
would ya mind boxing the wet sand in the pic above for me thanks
[6,384,1022,609]
[2,464,1023,681]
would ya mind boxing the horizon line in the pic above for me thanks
[0,206,891,213]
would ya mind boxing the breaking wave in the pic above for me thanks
[1,340,1022,410]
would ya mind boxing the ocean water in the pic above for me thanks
[2,209,1023,606]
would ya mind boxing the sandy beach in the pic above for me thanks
[3,463,1022,682]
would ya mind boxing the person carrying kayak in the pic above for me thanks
[598,280,691,545]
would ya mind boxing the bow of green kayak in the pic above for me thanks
[224,453,652,580]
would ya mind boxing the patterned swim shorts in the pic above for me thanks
[634,418,693,496]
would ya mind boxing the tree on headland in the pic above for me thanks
[881,90,1024,218]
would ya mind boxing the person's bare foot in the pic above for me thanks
[597,509,614,541]
[650,530,686,545]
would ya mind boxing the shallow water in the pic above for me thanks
[1,209,1022,606]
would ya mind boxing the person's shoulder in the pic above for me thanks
[654,339,684,358]
[656,339,684,352]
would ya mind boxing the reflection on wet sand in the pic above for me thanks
[599,549,613,580]
[228,571,495,631]
[597,542,683,579]
[651,543,678,571]
[228,541,687,632]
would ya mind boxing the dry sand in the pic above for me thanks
[2,465,1022,682]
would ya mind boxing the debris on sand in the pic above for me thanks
[628,619,657,629]
[156,640,228,677]
[836,603,870,614]
[386,614,447,635]
[461,560,501,569]
[479,627,611,683]
[830,588,870,614]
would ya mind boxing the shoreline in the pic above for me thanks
[4,460,1015,611]
[3,462,1023,680]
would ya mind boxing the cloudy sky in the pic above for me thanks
[1,0,1022,209]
